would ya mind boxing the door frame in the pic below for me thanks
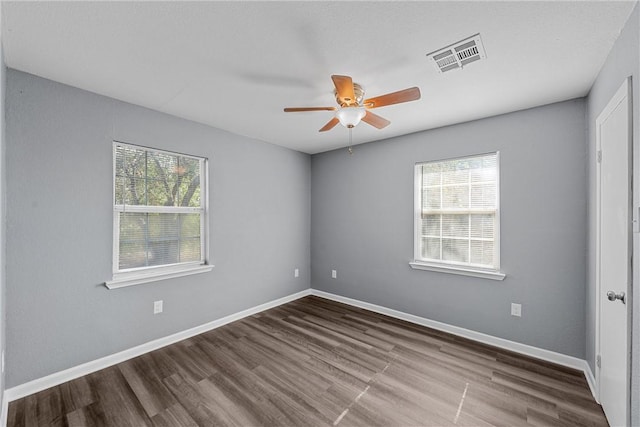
[594,76,632,419]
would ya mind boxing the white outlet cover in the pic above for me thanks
[294,268,299,278]
[331,270,337,279]
[154,300,163,314]
[511,303,522,317]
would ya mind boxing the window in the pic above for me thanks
[107,142,211,288]
[410,152,504,280]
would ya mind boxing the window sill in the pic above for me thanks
[105,264,214,289]
[409,261,506,281]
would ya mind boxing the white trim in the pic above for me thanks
[584,363,598,402]
[4,287,598,407]
[4,289,311,402]
[595,85,603,402]
[112,147,119,275]
[594,76,632,405]
[310,289,595,397]
[414,152,501,272]
[495,151,502,269]
[112,141,209,279]
[114,141,205,162]
[114,205,202,213]
[413,163,421,263]
[105,264,214,289]
[409,260,505,280]
[0,395,7,427]
[202,156,211,267]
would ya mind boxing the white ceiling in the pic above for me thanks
[1,1,636,154]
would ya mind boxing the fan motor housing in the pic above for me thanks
[335,83,365,107]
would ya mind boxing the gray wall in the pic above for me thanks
[586,4,639,424]
[5,70,311,388]
[311,99,587,358]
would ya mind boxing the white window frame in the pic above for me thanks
[105,141,212,289]
[409,152,505,280]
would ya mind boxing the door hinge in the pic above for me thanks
[597,355,601,368]
[597,150,602,163]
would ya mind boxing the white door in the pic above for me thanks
[596,77,631,427]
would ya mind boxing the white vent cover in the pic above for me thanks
[427,34,486,73]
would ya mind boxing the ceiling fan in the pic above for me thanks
[284,75,421,132]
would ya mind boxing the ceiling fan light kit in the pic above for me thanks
[284,75,421,133]
[336,106,366,128]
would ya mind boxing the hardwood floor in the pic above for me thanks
[8,296,608,426]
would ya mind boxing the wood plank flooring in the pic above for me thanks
[8,296,608,426]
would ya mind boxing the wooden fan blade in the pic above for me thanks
[362,111,391,129]
[284,107,336,112]
[319,117,340,132]
[331,75,356,105]
[363,87,421,109]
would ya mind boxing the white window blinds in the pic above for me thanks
[416,152,499,269]
[114,143,207,273]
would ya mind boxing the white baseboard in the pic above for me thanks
[4,289,312,403]
[3,287,597,413]
[0,394,7,427]
[583,362,598,402]
[310,289,597,398]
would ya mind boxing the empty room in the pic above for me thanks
[0,1,638,426]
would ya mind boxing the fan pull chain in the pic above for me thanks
[348,127,353,155]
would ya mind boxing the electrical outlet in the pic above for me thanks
[511,303,522,317]
[154,300,163,314]
[294,268,299,278]
[331,269,337,279]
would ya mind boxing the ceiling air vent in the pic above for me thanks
[427,34,486,74]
